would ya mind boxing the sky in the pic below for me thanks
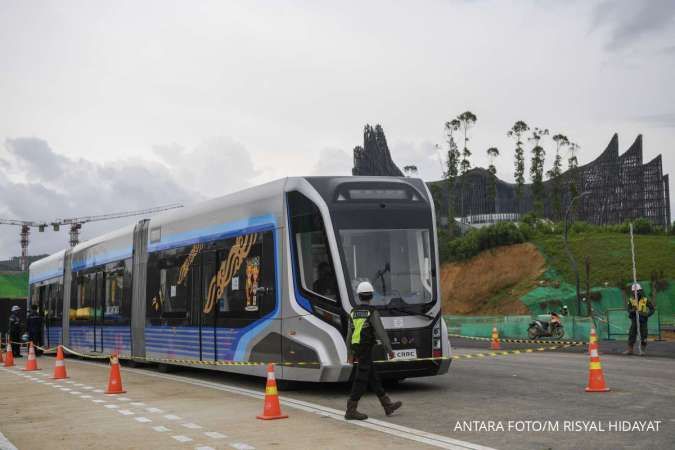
[1,0,674,259]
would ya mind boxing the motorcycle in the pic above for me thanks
[528,312,565,339]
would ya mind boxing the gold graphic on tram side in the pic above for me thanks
[203,233,257,314]
[245,256,260,312]
[178,243,204,286]
[151,288,165,312]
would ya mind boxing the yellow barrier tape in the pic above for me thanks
[451,342,584,360]
[448,333,586,346]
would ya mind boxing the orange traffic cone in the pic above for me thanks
[22,342,40,371]
[585,327,609,393]
[51,345,68,379]
[490,327,501,350]
[3,339,14,368]
[105,353,126,394]
[256,363,288,420]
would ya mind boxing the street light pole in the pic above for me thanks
[563,191,591,315]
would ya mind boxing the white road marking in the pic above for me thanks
[73,383,83,386]
[130,402,145,407]
[0,431,19,450]
[44,382,55,386]
[93,389,103,393]
[152,426,171,432]
[92,399,106,404]
[118,409,134,416]
[68,357,495,450]
[66,381,74,384]
[104,404,120,409]
[115,397,131,401]
[172,435,193,443]
[204,432,227,439]
[80,395,92,399]
[195,447,215,450]
[164,414,181,421]
[60,388,71,391]
[36,380,45,383]
[230,443,255,450]
[135,417,152,423]
[146,407,164,413]
[70,391,81,395]
[182,423,203,430]
[83,386,94,390]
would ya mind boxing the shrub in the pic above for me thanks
[442,221,528,262]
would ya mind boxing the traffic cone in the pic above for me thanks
[585,327,610,393]
[51,345,68,379]
[490,327,501,350]
[105,353,126,394]
[22,342,40,371]
[3,339,14,368]
[256,363,288,420]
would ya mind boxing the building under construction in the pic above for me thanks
[352,127,671,229]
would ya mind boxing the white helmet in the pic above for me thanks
[631,283,642,292]
[11,305,21,312]
[356,281,374,302]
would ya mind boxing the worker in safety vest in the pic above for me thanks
[624,283,655,355]
[344,281,402,420]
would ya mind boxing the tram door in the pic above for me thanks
[91,272,105,352]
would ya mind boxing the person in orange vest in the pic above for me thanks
[624,283,655,355]
[344,281,402,420]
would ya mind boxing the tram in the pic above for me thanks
[28,176,451,382]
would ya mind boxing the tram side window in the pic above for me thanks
[48,283,63,320]
[288,191,339,303]
[160,266,188,316]
[146,247,192,324]
[104,266,125,323]
[73,273,94,321]
[206,232,270,316]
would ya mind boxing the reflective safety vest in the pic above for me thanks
[351,308,372,345]
[629,297,650,314]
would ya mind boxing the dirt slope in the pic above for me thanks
[440,243,546,315]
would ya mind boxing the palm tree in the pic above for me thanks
[486,147,499,212]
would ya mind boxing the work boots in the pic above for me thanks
[378,395,402,416]
[344,400,368,420]
[622,344,634,355]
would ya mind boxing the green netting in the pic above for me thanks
[444,314,597,340]
[0,272,28,299]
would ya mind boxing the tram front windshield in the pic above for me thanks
[338,228,433,306]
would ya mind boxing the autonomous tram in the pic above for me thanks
[28,176,452,382]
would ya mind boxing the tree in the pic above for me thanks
[486,147,499,211]
[403,165,418,177]
[507,121,530,212]
[567,142,580,200]
[529,127,549,216]
[456,111,477,220]
[547,134,569,220]
[444,118,461,236]
[457,111,477,175]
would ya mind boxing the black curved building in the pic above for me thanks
[352,128,671,229]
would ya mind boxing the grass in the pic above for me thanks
[532,233,675,287]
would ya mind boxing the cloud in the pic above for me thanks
[390,140,444,181]
[592,0,675,51]
[635,113,675,128]
[311,147,353,176]
[0,136,259,259]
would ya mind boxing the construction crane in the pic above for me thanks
[0,218,48,271]
[1,203,183,271]
[53,203,184,248]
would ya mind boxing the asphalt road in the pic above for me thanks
[134,339,675,450]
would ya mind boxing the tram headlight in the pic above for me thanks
[432,320,442,357]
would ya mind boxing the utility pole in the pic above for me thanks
[563,191,590,315]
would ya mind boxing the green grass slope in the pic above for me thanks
[0,272,28,299]
[532,233,675,287]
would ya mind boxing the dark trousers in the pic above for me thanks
[349,345,386,402]
[11,342,21,357]
[628,319,648,346]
